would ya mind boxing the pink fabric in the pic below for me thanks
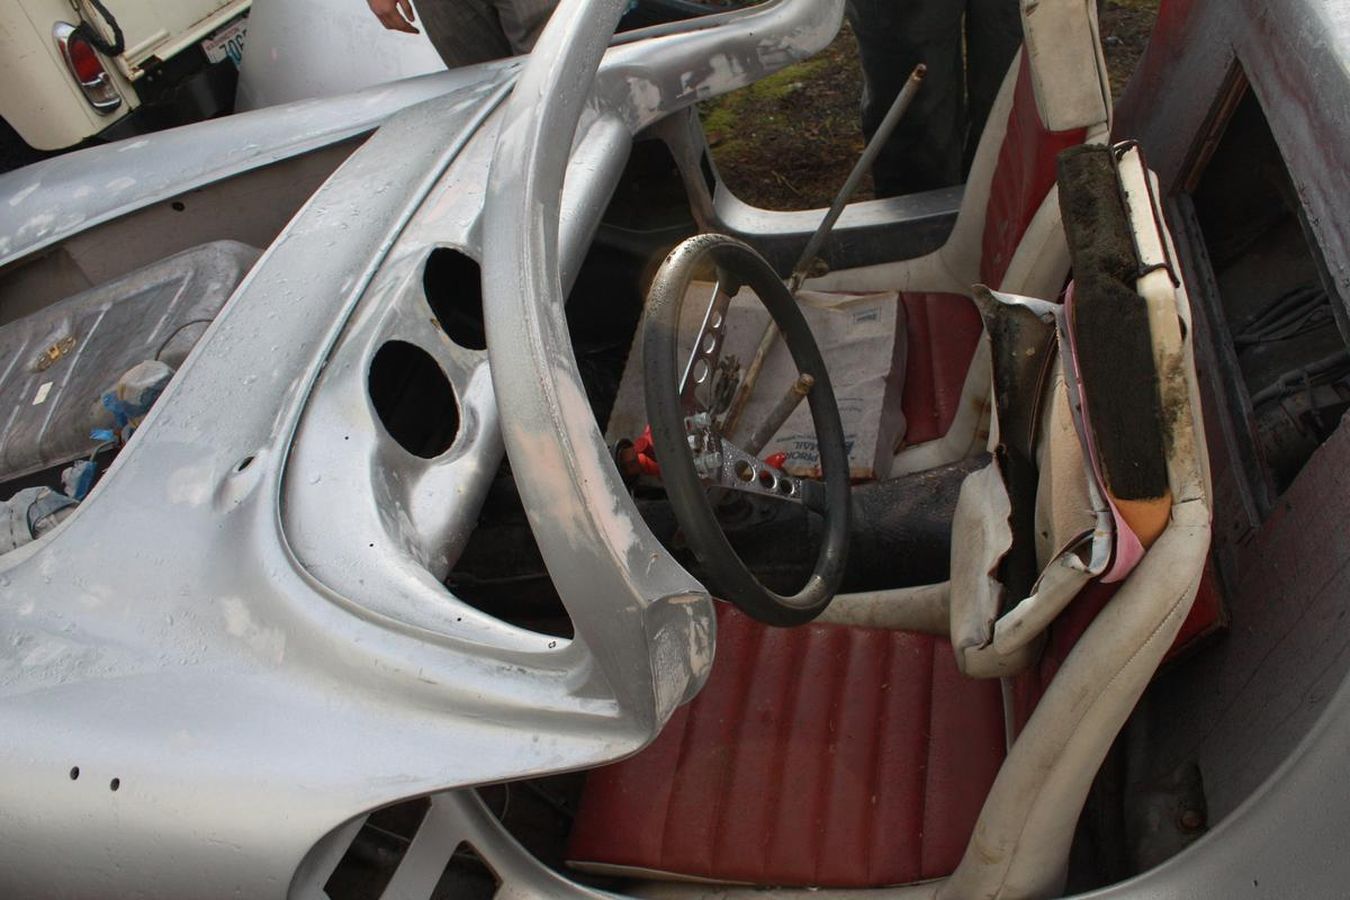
[1063,282,1145,583]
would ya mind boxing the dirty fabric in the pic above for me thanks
[1058,144,1169,503]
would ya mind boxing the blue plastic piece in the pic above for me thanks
[65,460,98,501]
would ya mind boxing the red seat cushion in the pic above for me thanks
[980,55,1088,289]
[568,604,1006,888]
[1164,563,1225,665]
[899,292,985,447]
[900,58,1085,449]
[567,49,1103,892]
[1009,565,1226,736]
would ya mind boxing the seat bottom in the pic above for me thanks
[568,604,1006,888]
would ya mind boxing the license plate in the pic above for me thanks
[201,17,248,67]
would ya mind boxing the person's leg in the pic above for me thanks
[413,0,512,68]
[494,0,559,55]
[847,0,965,197]
[963,0,1023,172]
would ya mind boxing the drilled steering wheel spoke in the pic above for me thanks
[678,281,733,415]
[644,233,850,625]
[687,427,807,506]
[797,479,828,514]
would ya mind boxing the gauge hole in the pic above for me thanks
[423,248,486,351]
[368,341,461,458]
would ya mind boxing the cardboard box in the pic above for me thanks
[608,281,908,481]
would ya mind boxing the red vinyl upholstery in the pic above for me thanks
[568,604,1006,888]
[980,55,1088,289]
[899,292,985,447]
[1009,566,1225,736]
[901,57,1086,449]
[567,46,1103,894]
[1165,563,1225,665]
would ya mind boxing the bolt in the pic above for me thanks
[1179,809,1205,832]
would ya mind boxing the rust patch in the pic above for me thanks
[33,335,76,372]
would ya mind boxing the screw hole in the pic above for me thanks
[170,201,186,212]
[109,778,120,792]
[233,456,254,473]
[69,767,79,781]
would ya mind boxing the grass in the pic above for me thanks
[702,2,1162,210]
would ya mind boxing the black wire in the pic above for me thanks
[153,318,214,362]
[1248,349,1350,406]
[75,0,125,57]
[1234,285,1330,346]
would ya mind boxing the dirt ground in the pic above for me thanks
[704,1,1162,210]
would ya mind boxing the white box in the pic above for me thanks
[608,281,909,481]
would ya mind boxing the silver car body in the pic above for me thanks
[1,0,1349,896]
[0,1,840,895]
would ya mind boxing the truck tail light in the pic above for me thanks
[53,22,122,114]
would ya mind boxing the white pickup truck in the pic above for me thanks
[0,0,250,162]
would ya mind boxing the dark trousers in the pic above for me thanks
[413,0,557,68]
[846,0,1023,197]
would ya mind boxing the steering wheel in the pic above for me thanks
[643,233,850,626]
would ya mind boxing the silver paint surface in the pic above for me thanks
[0,1,844,895]
[0,240,258,482]
[0,63,519,270]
